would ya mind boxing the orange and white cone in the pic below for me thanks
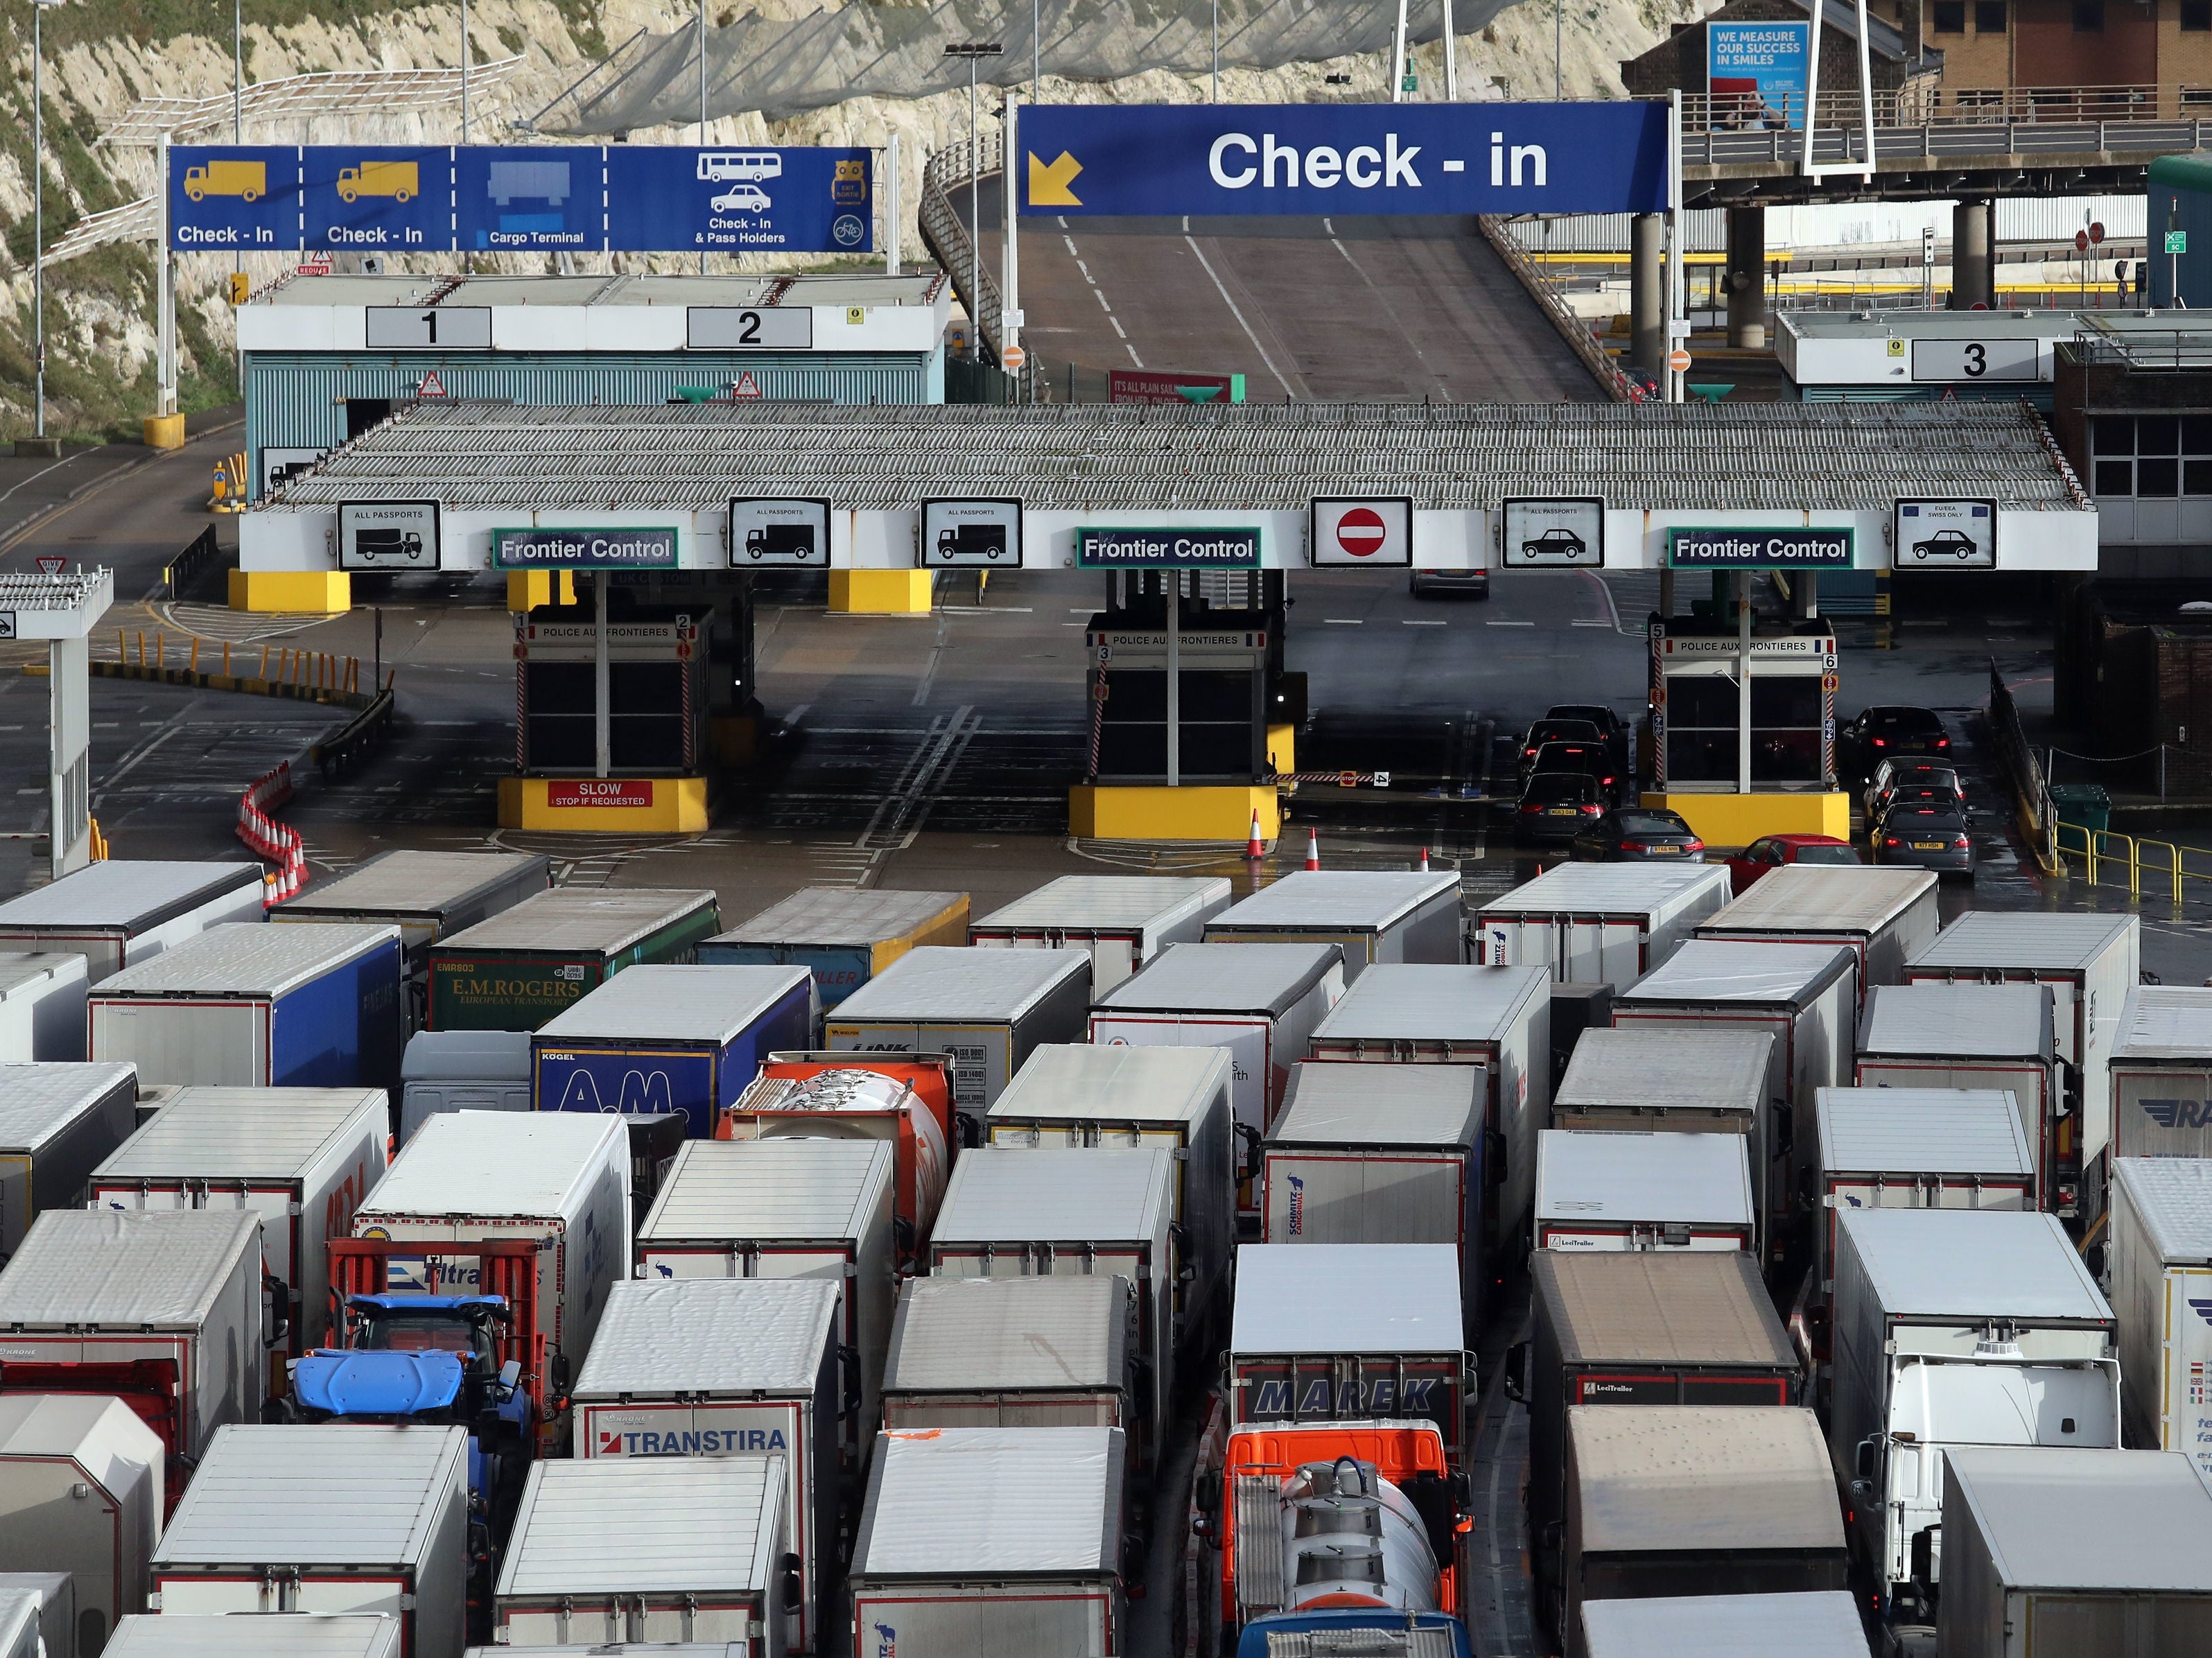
[1247,811,1266,859]
[1418,846,1431,871]
[1304,830,1321,871]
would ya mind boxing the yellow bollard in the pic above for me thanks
[190,637,200,673]
[259,644,270,679]
[135,631,144,667]
[116,629,125,663]
[155,632,164,672]
[223,641,232,676]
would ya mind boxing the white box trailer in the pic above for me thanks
[89,1086,387,1371]
[2109,986,2212,1163]
[848,1425,1126,1658]
[928,1147,1176,1473]
[1470,861,1734,989]
[1610,939,1856,1233]
[970,875,1230,994]
[1906,911,2139,1217]
[634,1137,894,1459]
[2111,1157,2212,1472]
[1831,1207,2120,1615]
[1089,940,1343,1192]
[1307,964,1549,1255]
[271,848,550,969]
[571,1277,840,1655]
[0,1061,138,1257]
[0,1594,40,1658]
[0,1576,69,1658]
[1533,1130,1756,1255]
[1693,864,1940,995]
[1854,983,2066,1212]
[150,1424,466,1658]
[1203,871,1462,981]
[110,1616,403,1657]
[0,862,265,985]
[0,1395,163,1651]
[349,1111,627,1456]
[1937,1446,2212,1658]
[1581,1591,1870,1658]
[0,1208,265,1505]
[1259,1061,1485,1339]
[986,1043,1235,1329]
[496,1456,790,1652]
[0,955,89,1063]
[825,946,1091,1132]
[882,1275,1137,1436]
[1812,1088,2036,1293]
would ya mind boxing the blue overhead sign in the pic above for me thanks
[1019,102,1666,218]
[169,145,871,254]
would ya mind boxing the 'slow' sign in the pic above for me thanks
[1666,527,1854,570]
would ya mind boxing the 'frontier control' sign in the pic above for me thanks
[1666,527,1854,570]
[491,527,680,570]
[1075,527,1262,569]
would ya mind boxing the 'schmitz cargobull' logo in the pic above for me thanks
[2141,1099,2212,1131]
[1287,1175,1305,1236]
[873,1623,897,1658]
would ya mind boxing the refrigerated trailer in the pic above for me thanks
[1693,864,1939,995]
[0,954,88,1061]
[148,1424,467,1658]
[2111,1157,2212,1474]
[272,849,550,975]
[0,1061,137,1257]
[89,923,404,1092]
[0,861,265,984]
[971,874,1230,993]
[89,1085,387,1372]
[426,887,721,1031]
[109,1616,403,1657]
[1203,871,1461,981]
[1581,1593,1870,1658]
[882,1275,1138,1438]
[1533,1130,1756,1255]
[1470,861,1733,988]
[702,887,970,1008]
[0,1394,163,1653]
[2109,986,2212,1162]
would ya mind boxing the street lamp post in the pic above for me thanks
[699,0,709,275]
[32,0,64,444]
[944,42,1002,364]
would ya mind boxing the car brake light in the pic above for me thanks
[1872,738,1886,747]
[1619,841,1649,853]
[1684,839,1703,853]
[1951,835,1970,849]
[1520,801,1541,812]
[1883,837,1901,847]
[1581,803,1603,815]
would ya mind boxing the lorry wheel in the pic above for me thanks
[339,188,356,202]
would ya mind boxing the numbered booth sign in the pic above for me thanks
[688,307,815,349]
[365,307,492,350]
[1910,338,2039,383]
[920,499,1023,568]
[729,498,831,567]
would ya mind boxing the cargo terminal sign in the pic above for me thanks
[492,527,681,570]
[1020,103,1666,218]
[1075,527,1262,569]
[1666,527,1854,570]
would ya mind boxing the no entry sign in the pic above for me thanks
[1309,497,1413,567]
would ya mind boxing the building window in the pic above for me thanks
[2088,414,2212,498]
[2074,0,2103,28]
[2187,0,2211,28]
[1975,0,2008,28]
[1932,0,1967,30]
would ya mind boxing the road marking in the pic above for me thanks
[1403,619,1447,627]
[0,451,83,507]
[1183,234,1296,396]
[912,613,952,706]
[1323,618,1364,625]
[1125,342,1144,368]
[1570,619,1610,627]
[1486,620,1535,627]
[1094,288,1113,311]
[1111,317,1129,339]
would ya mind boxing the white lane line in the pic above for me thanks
[1323,618,1364,625]
[1111,317,1129,338]
[1486,620,1536,627]
[1403,619,1447,627]
[1183,234,1296,397]
[0,451,83,506]
[1124,342,1144,368]
[1570,619,1610,627]
[1063,235,1078,254]
[1095,289,1113,311]
[1076,259,1092,280]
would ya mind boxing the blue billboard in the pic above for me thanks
[1706,21,1811,131]
[1018,102,1666,218]
[170,145,871,254]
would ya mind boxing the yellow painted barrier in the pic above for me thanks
[2053,821,2212,904]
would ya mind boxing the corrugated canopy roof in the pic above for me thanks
[256,399,2090,515]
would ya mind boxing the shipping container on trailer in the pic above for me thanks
[1533,1131,1756,1255]
[498,1452,790,1651]
[0,1395,162,1652]
[1510,1251,1800,1618]
[426,887,721,1032]
[2108,985,2212,1163]
[1471,861,1734,988]
[848,1425,1126,1658]
[1259,1062,1485,1341]
[148,1424,466,1658]
[0,862,265,985]
[1307,964,1548,1254]
[0,1061,137,1257]
[986,1043,1235,1328]
[1855,982,2066,1210]
[347,1110,628,1455]
[2111,1157,2212,1473]
[1090,941,1343,1211]
[719,1052,954,1259]
[1694,863,1937,995]
[1560,1406,1845,1658]
[824,946,1090,1131]
[109,1615,403,1657]
[532,964,816,1138]
[1228,1244,1472,1469]
[1610,939,1855,1234]
[0,956,88,1062]
[928,1147,1176,1474]
[1831,1207,2119,1621]
[702,887,970,1009]
[1581,1591,1870,1658]
[87,1087,386,1374]
[272,849,549,974]
[0,1208,263,1507]
[1203,871,1461,981]
[635,1138,894,1459]
[1937,1445,2212,1658]
[970,875,1230,993]
[882,1275,1137,1438]
[0,1576,69,1658]
[1906,910,2138,1222]
[398,1030,531,1143]
[572,1277,841,1654]
[1811,1088,2036,1294]
[89,923,404,1092]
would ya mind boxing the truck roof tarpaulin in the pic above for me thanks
[427,887,721,1033]
[1838,1206,2110,1325]
[1269,1061,1483,1149]
[1205,871,1461,981]
[107,1615,403,1656]
[2113,985,2212,1061]
[0,1394,164,1645]
[0,1060,138,1253]
[1581,1590,1870,1658]
[0,861,266,984]
[1553,1026,1775,1118]
[2108,985,2212,1165]
[361,1108,625,1222]
[495,1457,786,1650]
[1232,1241,1463,1356]
[1615,939,1856,1009]
[885,1275,1131,1403]
[0,1591,40,1658]
[577,1277,839,1399]
[973,875,1230,992]
[1533,1130,1756,1254]
[272,850,550,956]
[1473,860,1734,989]
[1097,941,1342,1018]
[1695,864,1938,993]
[702,886,970,1008]
[1909,909,2139,972]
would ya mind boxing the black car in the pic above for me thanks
[1518,719,1603,779]
[1526,740,1623,805]
[1840,706,1951,780]
[1547,704,1630,774]
[1516,771,1605,845]
[1872,803,1976,876]
[1571,808,1704,862]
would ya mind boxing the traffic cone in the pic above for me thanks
[1304,830,1321,872]
[1246,810,1265,859]
[1418,846,1431,871]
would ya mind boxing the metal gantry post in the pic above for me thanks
[1388,0,1408,103]
[1666,89,1684,403]
[460,0,471,141]
[886,132,901,278]
[1736,571,1752,794]
[593,571,611,779]
[1443,0,1457,102]
[699,0,709,276]
[1165,574,1181,787]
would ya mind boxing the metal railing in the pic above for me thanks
[1985,658,2062,876]
[2052,820,2212,904]
[921,136,1007,365]
[2069,328,2212,371]
[1676,82,2205,134]
[1474,216,1638,403]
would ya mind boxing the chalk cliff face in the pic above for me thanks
[0,0,1700,439]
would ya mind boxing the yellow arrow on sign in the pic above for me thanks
[1029,150,1083,207]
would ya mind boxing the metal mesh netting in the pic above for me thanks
[532,0,1512,135]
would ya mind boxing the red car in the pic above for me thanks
[1725,833,1865,895]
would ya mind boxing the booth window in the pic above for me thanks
[1664,674,1741,785]
[2091,415,2212,498]
[1751,677,1826,785]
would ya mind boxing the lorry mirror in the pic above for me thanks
[1854,1437,1877,1482]
[1485,1128,1508,1187]
[498,1359,522,1393]
[1234,1123,1264,1182]
[778,1551,803,1615]
[1911,1524,1940,1585]
[1773,1111,1793,1154]
[839,1346,864,1419]
[1502,1341,1529,1404]
[548,1354,571,1398]
[1195,1471,1221,1515]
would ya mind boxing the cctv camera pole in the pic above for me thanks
[944,43,1003,363]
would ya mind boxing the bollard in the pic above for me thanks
[223,640,232,676]
[155,632,164,672]
[190,637,200,673]
[259,644,270,679]
[135,631,144,667]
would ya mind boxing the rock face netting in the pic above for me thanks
[533,0,1512,133]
